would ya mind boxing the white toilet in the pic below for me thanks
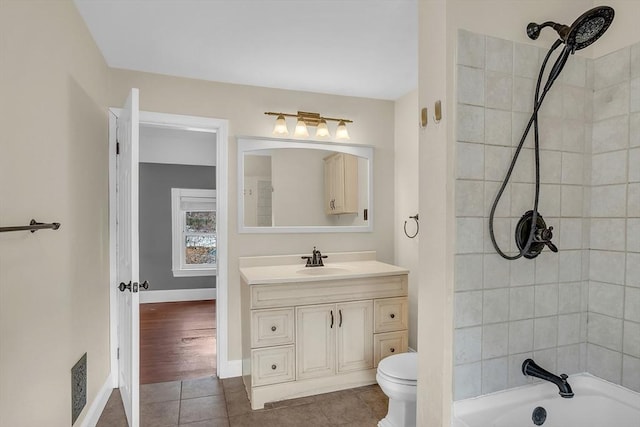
[376,352,418,427]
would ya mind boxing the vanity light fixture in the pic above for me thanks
[265,111,353,140]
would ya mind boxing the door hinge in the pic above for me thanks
[117,347,120,360]
[116,142,120,155]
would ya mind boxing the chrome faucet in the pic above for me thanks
[302,246,327,267]
[522,359,574,398]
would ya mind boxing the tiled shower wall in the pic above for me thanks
[453,30,640,400]
[454,30,591,400]
[587,44,640,392]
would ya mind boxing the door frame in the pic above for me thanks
[108,108,230,387]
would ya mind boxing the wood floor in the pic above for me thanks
[140,300,216,384]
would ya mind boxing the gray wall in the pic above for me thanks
[139,163,216,291]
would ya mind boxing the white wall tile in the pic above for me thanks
[508,353,533,387]
[558,313,581,346]
[510,286,534,320]
[590,251,626,285]
[486,37,512,73]
[558,282,581,314]
[632,78,640,113]
[628,219,640,252]
[539,151,561,184]
[593,83,630,121]
[629,183,640,217]
[587,344,622,384]
[591,151,628,185]
[457,217,485,254]
[632,43,640,79]
[560,185,583,217]
[622,355,640,392]
[455,291,483,327]
[563,86,586,120]
[630,148,640,182]
[485,109,512,146]
[535,284,558,317]
[559,251,582,282]
[484,145,513,182]
[456,180,485,217]
[485,217,511,254]
[538,185,560,217]
[510,258,535,287]
[457,30,485,68]
[561,120,585,153]
[482,323,509,358]
[590,185,627,217]
[625,287,640,322]
[631,113,640,148]
[483,288,509,323]
[590,219,627,251]
[513,77,535,113]
[482,357,508,394]
[455,254,484,291]
[533,348,557,375]
[589,282,624,318]
[563,55,587,87]
[514,42,539,78]
[534,316,558,350]
[483,254,510,289]
[559,218,583,250]
[627,253,640,288]
[458,66,485,106]
[539,116,566,151]
[457,142,485,179]
[509,319,533,353]
[540,84,563,119]
[623,321,640,357]
[510,183,534,216]
[592,115,629,154]
[453,362,482,400]
[457,104,485,143]
[593,47,630,90]
[512,112,534,147]
[454,326,482,364]
[557,344,582,375]
[534,251,559,285]
[561,152,584,185]
[485,181,510,218]
[511,148,535,183]
[588,312,623,351]
[485,71,512,110]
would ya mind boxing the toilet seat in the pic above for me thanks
[377,370,417,387]
[377,352,418,382]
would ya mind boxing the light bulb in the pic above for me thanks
[315,119,330,138]
[272,114,288,136]
[294,118,309,137]
[335,120,350,140]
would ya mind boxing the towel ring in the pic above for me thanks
[403,214,419,238]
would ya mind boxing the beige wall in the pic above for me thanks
[108,70,396,361]
[0,1,110,426]
[393,90,420,349]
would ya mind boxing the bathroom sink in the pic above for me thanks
[296,267,351,276]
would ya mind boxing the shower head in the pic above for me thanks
[527,6,614,51]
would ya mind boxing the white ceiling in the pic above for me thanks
[74,0,418,100]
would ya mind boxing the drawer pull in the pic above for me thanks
[271,364,277,370]
[390,348,395,353]
[390,313,396,319]
[271,326,277,332]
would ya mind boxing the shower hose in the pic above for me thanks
[489,39,571,260]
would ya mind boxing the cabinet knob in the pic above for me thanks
[271,364,277,370]
[271,326,277,332]
[390,313,396,319]
[390,348,395,353]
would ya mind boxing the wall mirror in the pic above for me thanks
[238,136,373,233]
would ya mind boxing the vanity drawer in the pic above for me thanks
[374,297,408,333]
[251,345,295,387]
[374,331,408,367]
[251,308,294,348]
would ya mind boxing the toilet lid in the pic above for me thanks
[378,352,417,381]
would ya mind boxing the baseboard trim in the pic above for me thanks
[140,288,217,304]
[79,374,113,427]
[219,359,242,379]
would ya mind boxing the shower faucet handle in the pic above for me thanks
[539,226,558,252]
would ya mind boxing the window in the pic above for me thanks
[171,188,217,277]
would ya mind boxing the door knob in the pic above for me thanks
[140,280,149,290]
[118,281,131,292]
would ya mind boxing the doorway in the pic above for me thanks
[108,106,229,426]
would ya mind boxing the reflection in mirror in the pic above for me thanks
[238,137,373,233]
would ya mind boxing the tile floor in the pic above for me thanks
[97,376,388,427]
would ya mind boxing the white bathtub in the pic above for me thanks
[453,374,640,427]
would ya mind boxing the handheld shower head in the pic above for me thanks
[527,6,614,51]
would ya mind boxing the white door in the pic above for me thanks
[116,89,140,427]
[336,300,373,373]
[296,304,335,379]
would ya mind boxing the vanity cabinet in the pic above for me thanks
[241,272,408,409]
[324,152,358,215]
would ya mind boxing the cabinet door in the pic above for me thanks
[336,300,374,373]
[296,304,336,379]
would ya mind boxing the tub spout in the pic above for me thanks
[522,359,574,398]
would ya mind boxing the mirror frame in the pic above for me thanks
[237,136,374,233]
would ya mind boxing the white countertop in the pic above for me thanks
[240,260,409,285]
